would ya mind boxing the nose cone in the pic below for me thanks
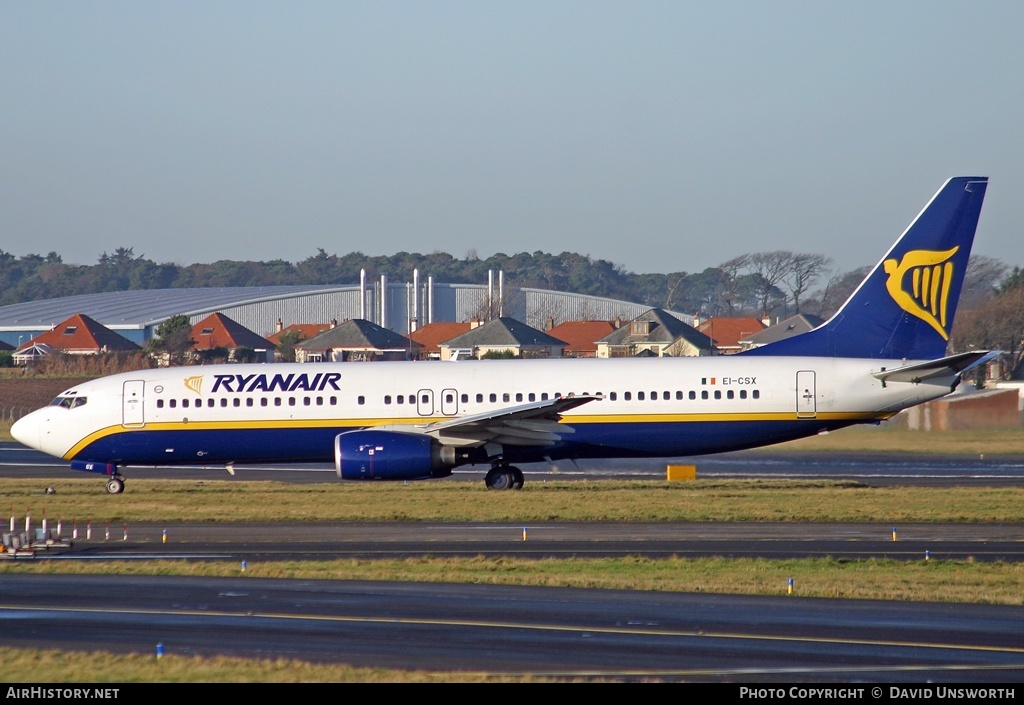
[11,412,40,450]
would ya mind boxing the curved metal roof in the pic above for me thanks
[0,286,356,330]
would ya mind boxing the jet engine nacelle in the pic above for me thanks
[334,430,452,481]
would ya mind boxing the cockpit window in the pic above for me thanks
[49,396,87,409]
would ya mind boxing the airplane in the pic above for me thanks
[12,176,994,494]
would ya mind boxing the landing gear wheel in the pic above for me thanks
[105,477,125,494]
[510,466,524,490]
[485,467,516,490]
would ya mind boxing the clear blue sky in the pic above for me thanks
[2,1,1022,276]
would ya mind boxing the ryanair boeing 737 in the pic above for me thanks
[12,177,993,493]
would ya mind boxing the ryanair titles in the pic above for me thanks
[209,372,342,394]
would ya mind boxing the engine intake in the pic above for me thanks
[334,430,452,481]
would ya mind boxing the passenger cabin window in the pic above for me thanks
[753,390,760,399]
[357,396,365,405]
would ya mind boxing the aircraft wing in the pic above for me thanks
[872,350,999,384]
[421,395,599,447]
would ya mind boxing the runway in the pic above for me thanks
[1,573,1023,682]
[17,520,1024,563]
[1,443,1023,682]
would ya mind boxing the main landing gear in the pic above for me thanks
[105,474,125,494]
[485,463,524,491]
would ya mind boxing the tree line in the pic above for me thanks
[0,245,906,318]
[2,246,1022,378]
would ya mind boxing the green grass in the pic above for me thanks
[0,647,543,682]
[3,477,1024,522]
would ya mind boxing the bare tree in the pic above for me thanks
[951,286,1024,379]
[785,253,833,313]
[803,265,870,319]
[716,255,750,315]
[749,251,795,317]
[959,255,1008,310]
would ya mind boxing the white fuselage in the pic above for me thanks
[12,355,955,468]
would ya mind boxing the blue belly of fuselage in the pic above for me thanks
[71,418,852,467]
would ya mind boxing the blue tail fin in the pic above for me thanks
[744,176,988,360]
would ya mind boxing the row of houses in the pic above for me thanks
[6,308,825,365]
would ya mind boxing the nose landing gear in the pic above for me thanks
[105,475,125,494]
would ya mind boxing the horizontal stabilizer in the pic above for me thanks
[871,350,999,384]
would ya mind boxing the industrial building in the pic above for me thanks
[0,270,692,348]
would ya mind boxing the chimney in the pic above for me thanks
[546,316,554,331]
[613,316,622,329]
[276,318,283,333]
[762,315,771,327]
[694,314,701,327]
[330,318,338,328]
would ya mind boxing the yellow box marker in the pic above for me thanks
[666,464,696,481]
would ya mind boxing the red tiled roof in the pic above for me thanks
[697,317,766,349]
[191,313,274,351]
[266,323,333,347]
[547,320,617,355]
[16,313,140,353]
[406,322,473,354]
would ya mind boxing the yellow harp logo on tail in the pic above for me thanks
[184,375,203,395]
[883,246,959,340]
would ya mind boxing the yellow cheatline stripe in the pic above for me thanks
[62,411,889,461]
[1,605,1022,658]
